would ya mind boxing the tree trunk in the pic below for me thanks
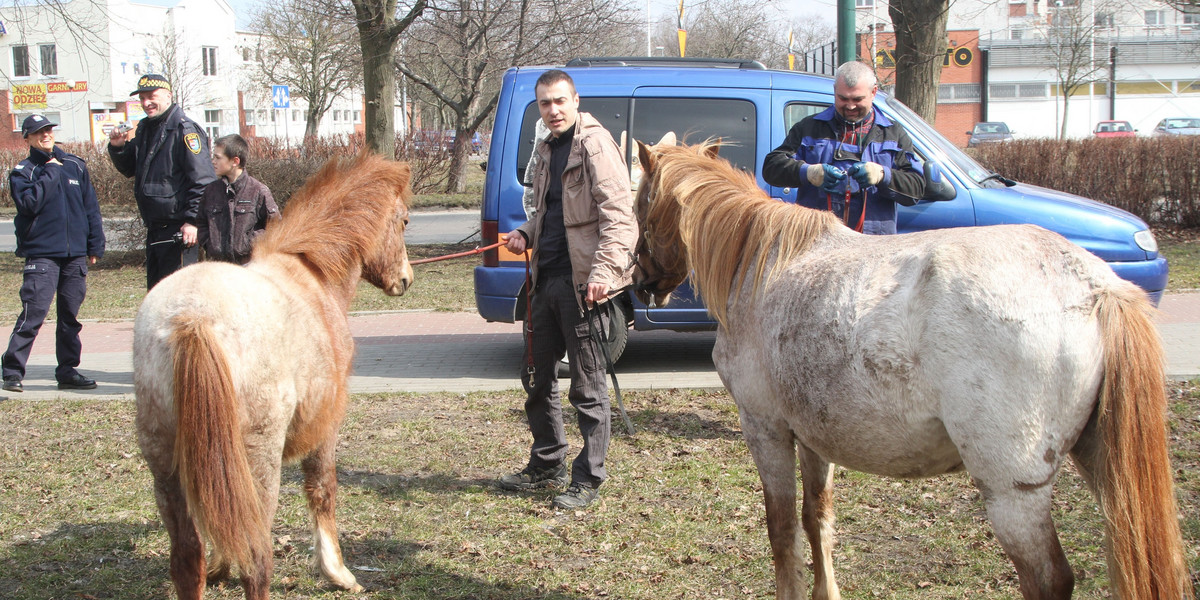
[888,0,949,125]
[359,28,398,158]
[446,127,473,193]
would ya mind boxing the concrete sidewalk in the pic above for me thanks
[3,292,1198,401]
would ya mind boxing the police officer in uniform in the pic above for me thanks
[108,73,216,289]
[2,115,106,392]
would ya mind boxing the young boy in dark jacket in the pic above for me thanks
[197,134,279,264]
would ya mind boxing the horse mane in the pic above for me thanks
[647,142,839,327]
[252,152,412,284]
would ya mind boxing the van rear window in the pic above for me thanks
[516,97,757,181]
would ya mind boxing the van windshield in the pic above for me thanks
[881,95,1005,188]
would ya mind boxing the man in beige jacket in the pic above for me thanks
[498,69,638,510]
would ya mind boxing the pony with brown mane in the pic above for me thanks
[133,153,414,600]
[633,138,1192,600]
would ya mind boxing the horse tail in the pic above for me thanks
[1093,286,1192,600]
[171,315,269,577]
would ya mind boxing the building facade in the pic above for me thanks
[0,0,377,147]
[855,0,1200,143]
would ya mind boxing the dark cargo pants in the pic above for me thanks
[146,223,198,290]
[2,256,88,382]
[521,273,611,489]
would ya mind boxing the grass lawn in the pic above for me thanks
[0,383,1197,599]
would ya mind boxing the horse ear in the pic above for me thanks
[636,140,656,175]
[656,131,677,146]
[704,138,721,159]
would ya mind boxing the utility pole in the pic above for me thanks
[837,0,856,64]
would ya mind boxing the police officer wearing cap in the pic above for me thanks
[2,115,106,393]
[108,73,216,289]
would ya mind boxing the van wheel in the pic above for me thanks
[556,300,629,377]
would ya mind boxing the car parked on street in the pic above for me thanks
[1093,120,1136,138]
[966,121,1014,147]
[476,58,1167,363]
[1152,117,1200,136]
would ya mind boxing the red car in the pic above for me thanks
[1093,120,1136,138]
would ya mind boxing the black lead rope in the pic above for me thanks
[580,288,636,436]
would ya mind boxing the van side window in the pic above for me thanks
[784,103,827,130]
[517,97,630,183]
[632,98,757,171]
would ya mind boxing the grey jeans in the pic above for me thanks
[521,274,611,488]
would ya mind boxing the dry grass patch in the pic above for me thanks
[1,383,1197,599]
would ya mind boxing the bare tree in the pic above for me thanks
[397,0,639,192]
[1037,1,1110,139]
[247,0,361,141]
[147,26,221,112]
[651,1,833,69]
[888,0,950,124]
[343,0,428,157]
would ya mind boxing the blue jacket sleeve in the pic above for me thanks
[9,162,62,217]
[762,122,808,188]
[81,165,106,258]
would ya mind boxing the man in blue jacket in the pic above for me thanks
[2,115,106,392]
[108,73,216,289]
[763,61,925,234]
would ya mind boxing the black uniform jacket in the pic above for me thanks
[108,103,216,227]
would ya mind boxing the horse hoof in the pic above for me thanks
[347,583,364,593]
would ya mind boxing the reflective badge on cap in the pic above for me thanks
[185,132,202,155]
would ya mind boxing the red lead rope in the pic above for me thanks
[409,240,507,265]
[408,237,537,378]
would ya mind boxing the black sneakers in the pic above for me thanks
[498,462,568,491]
[551,482,598,510]
[2,377,22,392]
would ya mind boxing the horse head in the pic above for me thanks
[362,189,415,296]
[632,133,720,307]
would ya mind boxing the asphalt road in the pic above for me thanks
[0,210,481,251]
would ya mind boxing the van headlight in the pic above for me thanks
[1134,229,1158,253]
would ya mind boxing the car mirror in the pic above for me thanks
[922,160,956,202]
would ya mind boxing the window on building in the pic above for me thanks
[855,0,874,8]
[1018,83,1048,97]
[1094,12,1114,28]
[343,110,352,121]
[205,126,220,140]
[292,109,300,121]
[1183,13,1200,29]
[242,47,253,62]
[12,45,29,78]
[245,111,254,125]
[333,111,340,122]
[353,110,361,123]
[1145,10,1165,25]
[938,83,981,102]
[12,111,60,132]
[1010,28,1025,39]
[258,109,267,123]
[39,44,57,76]
[202,46,218,76]
[204,109,220,123]
[990,83,1017,98]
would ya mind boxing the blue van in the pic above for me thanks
[474,58,1168,360]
